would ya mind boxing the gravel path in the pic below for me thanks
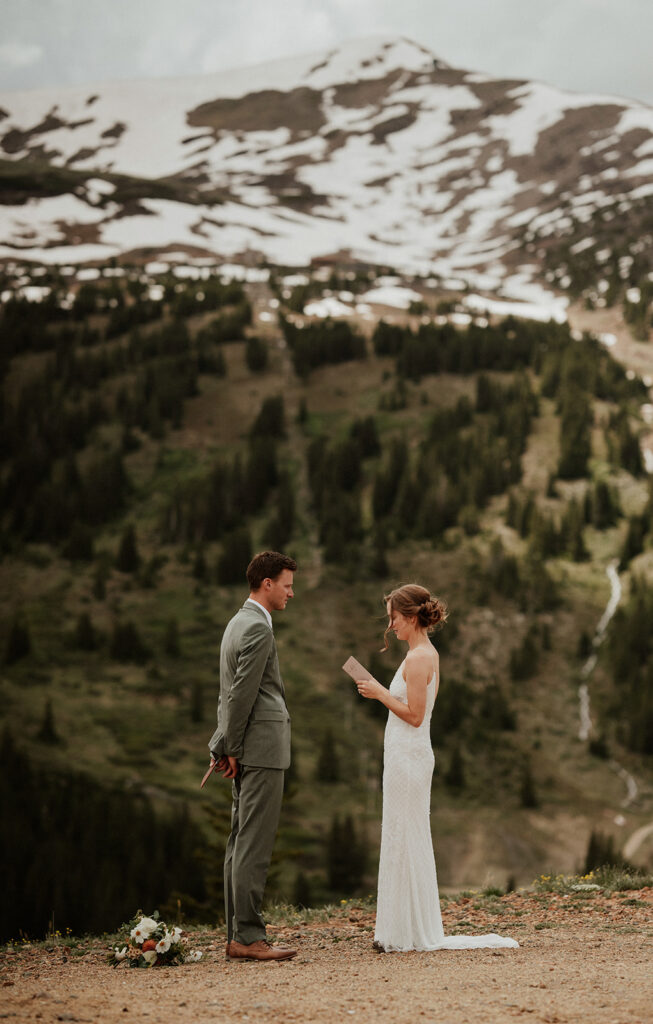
[2,889,651,1024]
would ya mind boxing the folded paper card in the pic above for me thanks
[342,655,374,681]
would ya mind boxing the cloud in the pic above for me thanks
[0,0,651,105]
[0,42,43,69]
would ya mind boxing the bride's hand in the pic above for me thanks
[356,677,383,700]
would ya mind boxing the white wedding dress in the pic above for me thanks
[374,659,519,952]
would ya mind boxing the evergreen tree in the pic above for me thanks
[74,612,97,651]
[164,618,181,657]
[577,631,592,660]
[520,759,539,808]
[36,700,61,745]
[245,335,269,372]
[584,830,624,872]
[251,395,285,438]
[509,627,539,681]
[63,522,95,561]
[561,498,589,561]
[296,397,308,426]
[192,546,209,582]
[478,685,516,732]
[0,735,209,941]
[444,745,466,789]
[327,814,366,894]
[116,523,141,573]
[619,515,647,570]
[591,479,620,530]
[557,387,592,479]
[4,613,31,664]
[315,728,340,783]
[370,525,390,578]
[216,527,252,586]
[110,620,150,663]
[293,870,312,909]
[191,680,204,723]
[93,562,108,601]
[588,734,610,759]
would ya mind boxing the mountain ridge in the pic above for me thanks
[1,35,651,310]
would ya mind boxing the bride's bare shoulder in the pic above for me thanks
[405,646,437,674]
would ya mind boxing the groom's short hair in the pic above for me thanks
[247,551,297,591]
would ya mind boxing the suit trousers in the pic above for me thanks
[224,764,285,944]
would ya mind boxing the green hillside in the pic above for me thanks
[1,261,652,942]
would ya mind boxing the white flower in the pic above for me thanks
[142,949,157,966]
[187,950,203,962]
[114,946,128,961]
[130,916,159,943]
[171,926,182,942]
[155,933,172,954]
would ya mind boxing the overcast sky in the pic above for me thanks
[1,0,652,105]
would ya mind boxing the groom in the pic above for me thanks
[208,550,298,962]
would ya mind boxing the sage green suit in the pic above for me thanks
[209,601,291,943]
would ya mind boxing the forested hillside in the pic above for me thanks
[1,262,652,942]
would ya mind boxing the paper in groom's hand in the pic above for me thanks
[342,655,374,682]
[200,758,217,788]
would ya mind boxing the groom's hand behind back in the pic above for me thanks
[218,755,239,779]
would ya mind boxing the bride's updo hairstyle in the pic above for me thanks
[382,584,448,651]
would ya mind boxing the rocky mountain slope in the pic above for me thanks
[1,35,652,307]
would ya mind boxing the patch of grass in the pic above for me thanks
[534,867,653,895]
[263,895,377,927]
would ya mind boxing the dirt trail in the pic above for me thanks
[2,889,651,1024]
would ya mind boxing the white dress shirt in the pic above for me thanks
[245,597,273,631]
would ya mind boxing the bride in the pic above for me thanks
[356,583,518,953]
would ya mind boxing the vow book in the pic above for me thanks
[342,656,373,681]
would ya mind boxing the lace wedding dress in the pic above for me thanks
[374,660,519,952]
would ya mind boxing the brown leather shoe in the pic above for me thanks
[226,939,297,962]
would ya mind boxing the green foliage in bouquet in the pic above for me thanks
[109,910,202,968]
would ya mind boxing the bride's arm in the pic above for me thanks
[356,650,433,728]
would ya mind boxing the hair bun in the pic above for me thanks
[417,597,445,629]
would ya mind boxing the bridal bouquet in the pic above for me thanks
[110,911,203,968]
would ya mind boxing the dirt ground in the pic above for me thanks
[2,889,651,1024]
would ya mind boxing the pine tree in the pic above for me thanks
[74,612,97,651]
[619,515,646,570]
[216,527,252,585]
[191,680,204,723]
[164,618,181,657]
[251,395,285,438]
[36,700,61,745]
[192,546,208,582]
[245,335,268,372]
[584,830,623,872]
[4,613,31,664]
[327,814,366,893]
[370,525,390,578]
[93,563,108,600]
[110,620,149,663]
[520,759,539,808]
[444,745,465,789]
[315,728,340,783]
[577,631,592,660]
[293,870,312,909]
[510,627,539,681]
[116,524,140,573]
[63,522,95,561]
[296,397,308,426]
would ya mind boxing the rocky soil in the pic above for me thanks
[2,888,651,1024]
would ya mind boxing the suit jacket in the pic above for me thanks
[208,602,291,770]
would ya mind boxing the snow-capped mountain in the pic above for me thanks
[1,35,652,303]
